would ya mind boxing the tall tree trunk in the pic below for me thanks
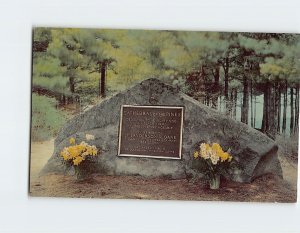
[218,95,222,112]
[201,65,210,106]
[69,76,75,93]
[206,95,210,106]
[62,95,66,105]
[211,66,220,110]
[268,83,276,138]
[212,97,218,109]
[224,58,231,115]
[99,62,106,98]
[250,79,254,127]
[276,82,281,132]
[262,81,269,133]
[295,84,299,134]
[211,92,218,109]
[224,57,229,99]
[241,76,249,124]
[290,87,294,134]
[234,89,237,120]
[282,80,288,134]
[213,66,220,87]
[272,81,279,133]
[231,89,235,119]
[254,95,256,128]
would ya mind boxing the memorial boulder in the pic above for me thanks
[41,78,282,182]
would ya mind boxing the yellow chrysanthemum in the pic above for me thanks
[194,142,232,163]
[60,140,99,166]
[194,151,199,158]
[69,137,75,145]
[212,143,222,152]
[220,152,229,162]
[68,146,81,158]
[91,148,97,156]
[73,156,84,166]
[60,152,66,160]
[205,143,210,151]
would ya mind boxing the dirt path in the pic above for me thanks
[29,140,298,202]
[29,139,54,182]
[278,156,298,191]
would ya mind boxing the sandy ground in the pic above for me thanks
[29,140,298,202]
[29,139,55,182]
[278,156,298,192]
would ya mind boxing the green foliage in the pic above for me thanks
[31,28,300,136]
[32,28,300,96]
[32,54,70,94]
[30,28,300,144]
[33,28,52,42]
[32,75,69,94]
[33,55,65,77]
[31,94,67,141]
[260,58,288,77]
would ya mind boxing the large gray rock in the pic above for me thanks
[41,78,282,182]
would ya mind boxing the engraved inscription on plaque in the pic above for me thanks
[118,105,184,159]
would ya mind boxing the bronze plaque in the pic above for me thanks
[118,105,184,159]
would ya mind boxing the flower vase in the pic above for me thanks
[209,174,220,190]
[74,166,88,181]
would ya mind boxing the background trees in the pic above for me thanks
[32,28,300,140]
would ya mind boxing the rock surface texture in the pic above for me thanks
[41,78,282,182]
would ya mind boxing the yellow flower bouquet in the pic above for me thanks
[60,135,99,180]
[193,142,233,189]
